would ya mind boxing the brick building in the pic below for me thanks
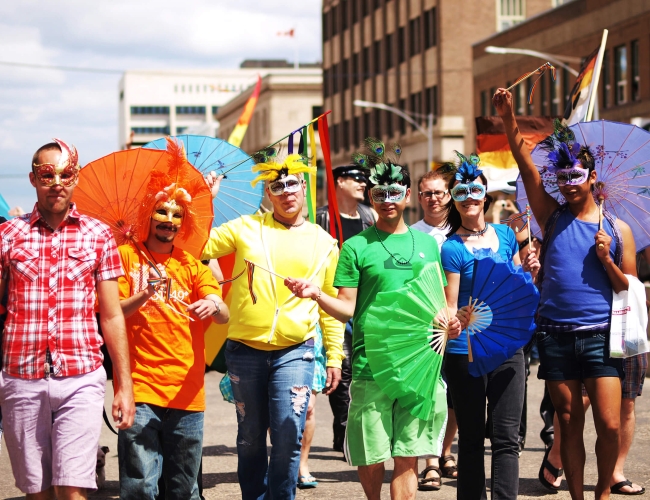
[322,0,564,221]
[473,0,650,129]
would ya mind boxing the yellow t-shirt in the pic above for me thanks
[118,244,221,411]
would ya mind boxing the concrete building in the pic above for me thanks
[473,0,650,129]
[117,60,320,150]
[321,0,565,221]
[216,69,326,206]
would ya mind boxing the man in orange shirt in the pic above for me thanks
[117,162,229,499]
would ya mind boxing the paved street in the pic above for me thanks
[1,364,649,499]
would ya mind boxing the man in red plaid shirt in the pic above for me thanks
[0,139,135,499]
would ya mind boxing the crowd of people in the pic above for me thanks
[0,87,646,500]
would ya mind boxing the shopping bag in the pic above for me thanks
[610,275,650,358]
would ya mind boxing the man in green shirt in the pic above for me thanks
[285,141,461,499]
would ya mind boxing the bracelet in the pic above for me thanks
[211,299,221,316]
[312,287,322,302]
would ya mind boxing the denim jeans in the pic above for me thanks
[225,339,315,500]
[444,349,525,500]
[118,403,203,500]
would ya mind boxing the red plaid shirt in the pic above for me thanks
[0,203,123,379]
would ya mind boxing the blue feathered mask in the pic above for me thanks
[538,119,586,174]
[454,151,483,183]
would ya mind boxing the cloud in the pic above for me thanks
[0,0,322,210]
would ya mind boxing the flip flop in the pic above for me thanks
[297,475,318,489]
[418,465,442,491]
[611,480,646,495]
[538,446,563,491]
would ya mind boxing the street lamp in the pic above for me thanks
[353,99,434,170]
[484,46,580,77]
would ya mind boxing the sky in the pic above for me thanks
[0,1,322,211]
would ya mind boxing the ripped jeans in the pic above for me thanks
[225,339,315,500]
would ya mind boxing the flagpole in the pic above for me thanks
[585,29,608,122]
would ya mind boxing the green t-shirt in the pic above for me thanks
[334,225,445,380]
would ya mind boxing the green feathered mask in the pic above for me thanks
[351,137,405,185]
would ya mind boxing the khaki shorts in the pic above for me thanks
[344,378,448,466]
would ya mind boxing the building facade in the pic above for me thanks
[216,70,326,206]
[321,0,559,221]
[117,61,319,150]
[473,0,650,129]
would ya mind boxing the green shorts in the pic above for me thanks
[344,378,448,466]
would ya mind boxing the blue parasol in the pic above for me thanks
[516,120,650,250]
[0,193,11,220]
[466,249,539,377]
[144,135,263,227]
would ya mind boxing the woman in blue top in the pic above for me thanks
[441,152,538,500]
[494,89,637,500]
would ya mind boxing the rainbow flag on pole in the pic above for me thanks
[227,75,262,147]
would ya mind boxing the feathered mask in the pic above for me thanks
[454,151,483,183]
[351,137,404,185]
[538,119,585,174]
[250,153,316,187]
[137,138,203,244]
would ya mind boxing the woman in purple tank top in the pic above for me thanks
[494,89,637,500]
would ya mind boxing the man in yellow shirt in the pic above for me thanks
[117,150,229,500]
[204,154,344,500]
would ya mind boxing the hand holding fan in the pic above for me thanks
[465,249,539,377]
[365,261,451,420]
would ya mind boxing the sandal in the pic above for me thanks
[418,465,441,491]
[297,475,318,489]
[439,455,458,479]
[538,446,563,491]
[611,480,646,495]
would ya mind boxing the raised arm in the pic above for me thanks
[493,89,559,231]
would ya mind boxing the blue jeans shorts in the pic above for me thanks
[536,328,624,381]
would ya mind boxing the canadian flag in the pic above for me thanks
[277,29,295,37]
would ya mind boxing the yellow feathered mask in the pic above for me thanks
[250,153,317,187]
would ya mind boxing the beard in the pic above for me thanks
[154,223,178,243]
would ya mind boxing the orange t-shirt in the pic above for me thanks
[118,244,221,411]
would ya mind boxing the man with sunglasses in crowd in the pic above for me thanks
[316,165,376,456]
[203,155,344,500]
[0,140,135,499]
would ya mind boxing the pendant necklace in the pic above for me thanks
[373,224,415,265]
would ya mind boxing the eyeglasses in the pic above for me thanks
[419,190,448,199]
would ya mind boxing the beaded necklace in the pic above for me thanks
[373,224,415,265]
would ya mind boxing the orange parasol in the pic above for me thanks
[73,141,214,259]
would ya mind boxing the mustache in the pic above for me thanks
[156,223,178,232]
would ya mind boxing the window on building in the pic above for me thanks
[323,10,330,42]
[615,45,627,105]
[354,115,361,145]
[515,84,524,115]
[551,72,559,115]
[490,87,497,115]
[342,58,350,90]
[132,126,170,135]
[527,79,534,115]
[424,8,437,48]
[333,62,340,94]
[562,68,571,115]
[386,33,395,69]
[364,111,372,138]
[398,26,406,64]
[342,0,349,30]
[332,4,339,37]
[409,18,421,57]
[387,108,394,137]
[312,106,323,130]
[602,49,611,109]
[332,123,340,153]
[352,54,360,86]
[481,90,488,116]
[373,40,382,76]
[631,40,639,102]
[410,92,422,131]
[363,47,371,80]
[343,120,351,149]
[176,106,206,115]
[176,127,188,134]
[374,0,381,9]
[351,0,359,24]
[362,0,370,17]
[496,0,526,32]
[130,106,170,115]
[399,98,407,135]
[212,106,219,116]
[540,75,548,115]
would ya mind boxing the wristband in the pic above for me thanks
[312,287,322,302]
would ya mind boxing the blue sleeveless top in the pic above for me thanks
[537,210,617,325]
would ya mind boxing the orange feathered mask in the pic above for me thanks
[137,138,205,245]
